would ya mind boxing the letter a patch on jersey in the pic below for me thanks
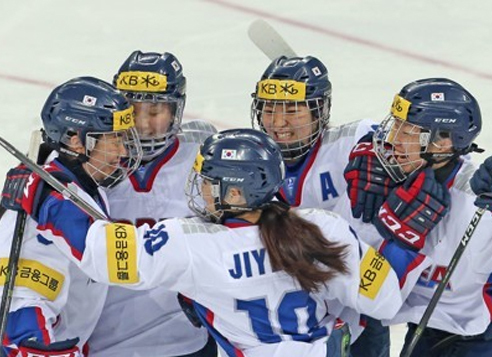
[359,247,390,299]
[106,223,139,284]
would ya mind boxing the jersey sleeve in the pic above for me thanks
[317,212,432,321]
[32,187,196,295]
[36,190,95,262]
[76,219,195,295]
[0,217,71,353]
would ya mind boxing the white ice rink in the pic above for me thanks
[1,0,491,355]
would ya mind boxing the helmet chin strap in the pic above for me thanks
[59,145,89,163]
[421,151,455,168]
[214,203,254,222]
[421,143,484,168]
[43,129,90,163]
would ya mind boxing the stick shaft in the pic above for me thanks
[401,206,487,357]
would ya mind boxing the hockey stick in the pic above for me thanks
[248,19,298,60]
[0,133,110,347]
[0,135,107,221]
[0,130,42,344]
[401,205,488,357]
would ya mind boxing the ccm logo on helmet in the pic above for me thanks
[434,118,457,123]
[64,116,87,125]
[223,177,245,182]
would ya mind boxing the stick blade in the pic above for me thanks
[27,129,42,159]
[248,19,297,60]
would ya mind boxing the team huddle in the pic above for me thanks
[1,49,492,357]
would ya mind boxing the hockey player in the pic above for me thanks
[250,55,390,356]
[30,128,431,357]
[87,51,218,357]
[0,76,142,356]
[347,78,492,356]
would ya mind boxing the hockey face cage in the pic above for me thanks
[251,79,329,161]
[374,105,454,183]
[84,127,142,188]
[186,170,224,223]
[125,94,185,161]
[185,157,256,223]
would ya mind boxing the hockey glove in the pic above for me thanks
[1,164,32,211]
[470,156,492,211]
[344,133,397,223]
[374,168,450,251]
[19,337,81,357]
[177,293,203,328]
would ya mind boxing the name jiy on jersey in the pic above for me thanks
[228,248,269,279]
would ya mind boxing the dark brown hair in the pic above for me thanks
[258,202,349,292]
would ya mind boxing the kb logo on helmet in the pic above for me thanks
[113,106,135,130]
[257,79,306,101]
[119,74,161,88]
[118,112,133,125]
[260,82,298,96]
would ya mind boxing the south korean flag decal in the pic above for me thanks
[431,92,445,101]
[312,66,322,76]
[83,95,97,106]
[221,149,237,160]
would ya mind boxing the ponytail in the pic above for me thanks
[258,202,349,292]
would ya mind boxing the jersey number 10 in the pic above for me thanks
[236,290,328,342]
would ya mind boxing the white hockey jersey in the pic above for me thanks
[0,160,110,355]
[277,119,377,210]
[280,119,384,249]
[381,159,492,336]
[50,208,430,357]
[88,123,213,357]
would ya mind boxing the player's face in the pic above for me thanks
[260,102,315,146]
[133,102,173,139]
[387,120,426,173]
[85,132,129,182]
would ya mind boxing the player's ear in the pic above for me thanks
[224,187,246,206]
[67,134,85,154]
[432,137,453,153]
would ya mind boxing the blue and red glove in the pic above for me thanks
[374,168,450,251]
[344,133,397,223]
[1,164,32,211]
[470,156,492,211]
[18,338,81,357]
